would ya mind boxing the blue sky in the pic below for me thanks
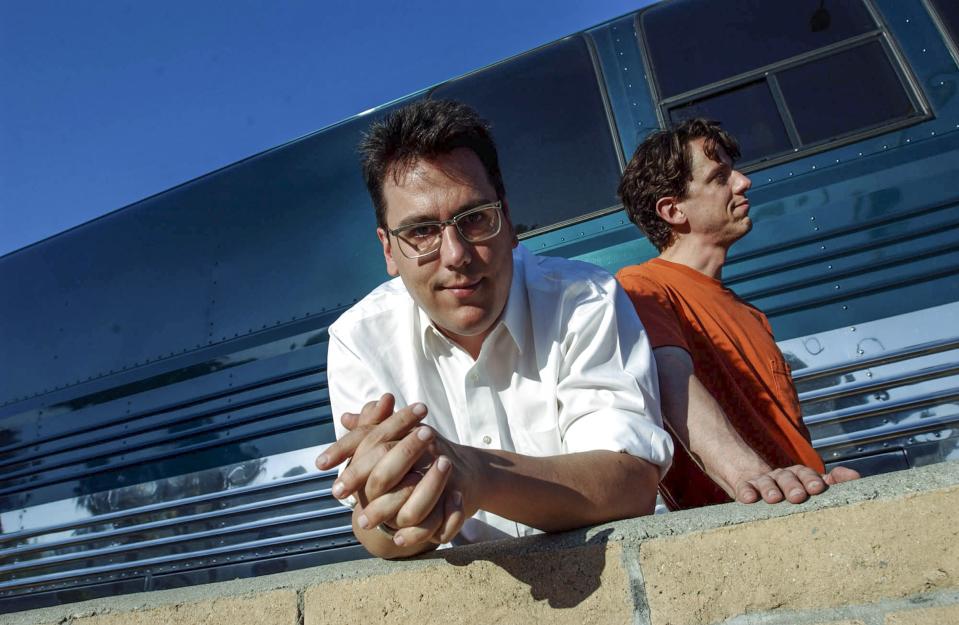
[0,0,653,257]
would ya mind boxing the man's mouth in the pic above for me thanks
[439,278,483,298]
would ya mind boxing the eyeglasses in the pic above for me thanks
[388,201,503,259]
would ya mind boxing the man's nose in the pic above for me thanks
[735,170,752,193]
[439,223,471,268]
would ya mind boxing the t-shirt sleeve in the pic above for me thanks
[555,276,674,476]
[616,268,690,352]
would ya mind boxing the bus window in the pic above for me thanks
[776,42,916,144]
[432,36,622,235]
[667,81,792,163]
[928,0,959,62]
[641,0,924,167]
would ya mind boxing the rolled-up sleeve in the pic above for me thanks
[557,279,674,476]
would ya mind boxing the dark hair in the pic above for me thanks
[359,99,506,230]
[618,118,741,251]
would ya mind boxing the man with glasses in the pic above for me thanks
[316,99,672,559]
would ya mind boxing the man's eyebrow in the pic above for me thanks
[394,199,495,228]
[395,212,439,229]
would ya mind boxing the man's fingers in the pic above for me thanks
[734,481,761,504]
[341,393,397,432]
[434,490,466,544]
[748,474,785,504]
[358,393,397,427]
[373,402,429,444]
[736,465,844,506]
[319,395,400,468]
[356,472,421,530]
[365,426,435,500]
[770,466,822,504]
[392,501,444,549]
[339,411,359,432]
[824,465,861,485]
[316,427,371,471]
[394,456,451,528]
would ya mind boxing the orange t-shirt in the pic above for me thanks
[616,258,823,510]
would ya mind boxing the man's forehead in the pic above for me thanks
[381,149,496,219]
[690,137,732,168]
[386,149,484,188]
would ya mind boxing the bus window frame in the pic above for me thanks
[634,0,932,173]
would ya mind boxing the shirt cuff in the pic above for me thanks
[563,410,674,478]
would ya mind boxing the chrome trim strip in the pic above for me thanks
[792,336,959,384]
[0,470,335,544]
[804,387,959,427]
[0,486,341,560]
[0,524,354,592]
[798,360,959,404]
[0,367,327,465]
[0,408,331,498]
[812,412,959,451]
[0,504,350,576]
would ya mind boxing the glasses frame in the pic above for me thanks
[387,201,503,259]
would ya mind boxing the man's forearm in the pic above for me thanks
[461,446,659,532]
[654,346,770,496]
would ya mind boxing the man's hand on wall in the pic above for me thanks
[733,464,861,504]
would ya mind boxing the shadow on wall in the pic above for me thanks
[439,527,615,609]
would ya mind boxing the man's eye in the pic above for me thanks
[461,211,486,225]
[409,225,439,239]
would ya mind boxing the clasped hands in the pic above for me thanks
[316,393,475,552]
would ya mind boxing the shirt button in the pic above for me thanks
[482,435,492,445]
[469,372,478,382]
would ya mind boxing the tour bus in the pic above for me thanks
[2,0,958,613]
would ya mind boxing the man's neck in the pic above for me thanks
[658,239,728,280]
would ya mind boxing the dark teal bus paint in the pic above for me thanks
[2,0,958,612]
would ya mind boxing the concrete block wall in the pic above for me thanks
[6,461,958,625]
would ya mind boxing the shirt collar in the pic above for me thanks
[416,246,529,357]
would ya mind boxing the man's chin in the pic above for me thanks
[433,311,497,340]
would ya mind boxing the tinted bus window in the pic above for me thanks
[432,36,622,234]
[643,0,875,98]
[668,81,792,163]
[640,0,923,167]
[929,0,959,55]
[777,42,916,144]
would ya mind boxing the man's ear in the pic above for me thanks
[376,228,400,277]
[655,196,687,227]
[502,198,519,248]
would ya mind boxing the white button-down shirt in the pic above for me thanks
[328,245,672,544]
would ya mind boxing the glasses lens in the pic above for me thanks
[456,205,500,242]
[397,224,442,257]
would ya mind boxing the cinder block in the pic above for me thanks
[304,543,631,625]
[59,589,299,625]
[639,486,959,625]
[884,603,959,624]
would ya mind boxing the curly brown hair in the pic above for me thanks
[618,119,740,251]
